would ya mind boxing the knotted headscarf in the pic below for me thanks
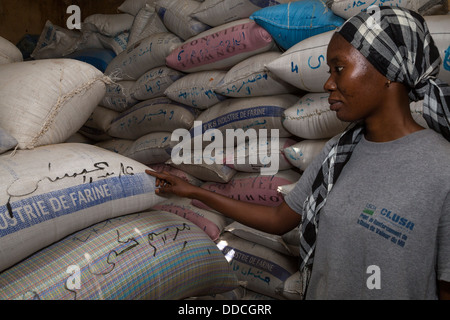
[299,6,450,297]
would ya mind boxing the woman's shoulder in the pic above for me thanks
[419,129,450,152]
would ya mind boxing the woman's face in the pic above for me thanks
[324,33,388,123]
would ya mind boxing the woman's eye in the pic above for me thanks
[327,66,344,74]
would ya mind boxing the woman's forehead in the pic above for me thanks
[327,33,356,61]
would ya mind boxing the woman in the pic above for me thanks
[146,6,450,300]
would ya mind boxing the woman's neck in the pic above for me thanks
[364,115,425,142]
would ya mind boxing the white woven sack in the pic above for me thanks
[217,232,302,300]
[191,169,301,211]
[283,139,328,172]
[329,0,448,19]
[148,163,204,186]
[167,158,237,183]
[224,221,293,256]
[0,127,18,155]
[65,132,93,144]
[0,36,23,65]
[282,92,348,139]
[152,196,228,241]
[105,32,182,81]
[281,226,300,257]
[76,31,104,52]
[277,182,296,197]
[78,126,112,142]
[155,0,211,41]
[101,81,139,112]
[223,137,296,173]
[98,32,129,55]
[132,66,185,101]
[83,14,135,37]
[166,19,278,73]
[0,143,164,272]
[108,97,197,140]
[31,21,81,60]
[0,59,109,150]
[128,4,168,47]
[266,30,333,92]
[425,15,450,85]
[195,94,298,143]
[83,106,120,134]
[214,51,298,98]
[165,71,227,109]
[124,131,174,165]
[119,0,158,15]
[95,138,134,155]
[191,0,292,27]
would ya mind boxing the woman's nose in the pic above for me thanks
[323,74,336,92]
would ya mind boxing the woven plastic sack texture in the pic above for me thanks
[105,32,182,81]
[0,211,238,300]
[249,0,344,50]
[0,36,23,65]
[191,0,292,27]
[0,143,164,272]
[166,19,277,73]
[0,59,108,150]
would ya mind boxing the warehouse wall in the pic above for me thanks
[0,0,449,45]
[0,0,123,44]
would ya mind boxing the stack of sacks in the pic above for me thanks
[328,0,448,19]
[0,37,23,154]
[186,170,303,300]
[0,59,109,151]
[160,15,290,185]
[84,0,331,300]
[136,0,334,299]
[0,143,165,272]
[190,0,293,27]
[0,3,239,300]
[0,211,239,300]
[7,0,446,300]
[255,2,350,175]
[0,56,224,299]
[30,19,120,73]
[249,0,345,51]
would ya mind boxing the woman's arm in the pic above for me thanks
[439,281,450,300]
[146,170,302,235]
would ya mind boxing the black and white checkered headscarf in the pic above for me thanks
[299,6,450,297]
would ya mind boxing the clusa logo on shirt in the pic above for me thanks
[357,203,413,248]
[380,208,414,231]
[362,203,376,216]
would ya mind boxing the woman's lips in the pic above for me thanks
[328,99,342,111]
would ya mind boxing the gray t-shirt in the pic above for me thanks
[285,129,450,299]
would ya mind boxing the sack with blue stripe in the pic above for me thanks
[250,0,345,50]
[0,143,164,272]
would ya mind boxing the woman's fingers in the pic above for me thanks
[145,170,177,194]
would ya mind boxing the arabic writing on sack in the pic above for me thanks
[222,246,292,286]
[19,218,193,300]
[0,163,153,237]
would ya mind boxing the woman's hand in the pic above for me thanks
[145,169,301,235]
[145,169,197,198]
